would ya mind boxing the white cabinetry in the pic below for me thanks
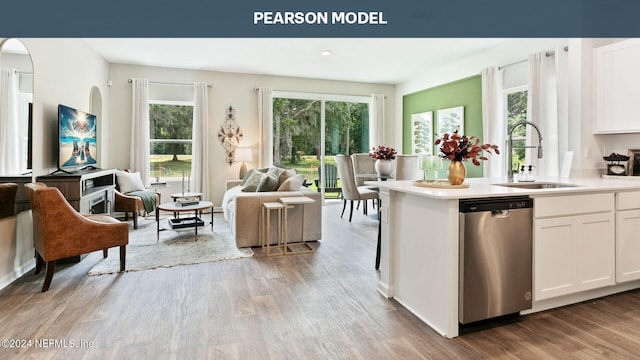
[594,39,640,134]
[534,193,615,301]
[616,191,640,283]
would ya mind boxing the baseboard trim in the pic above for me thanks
[0,258,36,291]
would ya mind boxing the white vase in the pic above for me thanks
[375,159,393,177]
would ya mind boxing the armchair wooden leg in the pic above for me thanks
[341,199,347,218]
[34,252,44,275]
[364,201,368,215]
[133,212,138,229]
[42,261,55,292]
[103,249,108,258]
[119,246,126,272]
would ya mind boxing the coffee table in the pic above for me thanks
[156,200,213,241]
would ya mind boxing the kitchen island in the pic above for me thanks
[368,176,640,338]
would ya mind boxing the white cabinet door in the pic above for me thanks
[616,209,640,283]
[535,212,615,301]
[574,212,615,291]
[594,39,640,134]
[535,217,575,300]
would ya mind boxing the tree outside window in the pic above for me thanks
[149,103,193,179]
[506,89,527,173]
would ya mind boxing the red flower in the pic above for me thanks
[435,130,500,166]
[370,145,397,160]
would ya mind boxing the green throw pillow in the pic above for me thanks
[241,171,266,192]
[256,173,280,192]
[240,169,255,186]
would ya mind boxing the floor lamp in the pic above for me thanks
[235,148,253,179]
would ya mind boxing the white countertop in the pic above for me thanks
[366,176,640,200]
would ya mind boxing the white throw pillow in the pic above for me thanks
[116,171,146,193]
[277,174,305,191]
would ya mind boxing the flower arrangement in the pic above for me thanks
[370,145,397,160]
[435,130,500,166]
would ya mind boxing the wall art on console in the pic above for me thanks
[411,111,433,155]
[218,106,243,165]
[437,106,464,136]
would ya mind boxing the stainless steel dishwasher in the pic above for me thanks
[459,196,533,324]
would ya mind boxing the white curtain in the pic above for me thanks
[130,78,150,185]
[527,48,567,177]
[257,87,273,167]
[555,47,570,170]
[0,68,21,174]
[190,82,211,200]
[481,67,504,179]
[369,94,385,148]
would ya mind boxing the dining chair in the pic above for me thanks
[394,154,421,180]
[351,153,376,186]
[335,155,379,222]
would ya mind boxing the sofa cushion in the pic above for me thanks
[116,170,145,193]
[240,169,255,186]
[257,173,280,192]
[240,167,271,186]
[279,168,297,185]
[277,174,305,191]
[241,171,265,192]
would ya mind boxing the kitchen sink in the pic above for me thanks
[493,182,580,189]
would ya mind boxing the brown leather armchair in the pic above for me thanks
[25,183,129,292]
[0,183,18,219]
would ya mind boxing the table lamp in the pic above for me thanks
[235,148,253,179]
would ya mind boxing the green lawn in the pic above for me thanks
[150,155,192,178]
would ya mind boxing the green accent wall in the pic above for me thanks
[402,75,484,178]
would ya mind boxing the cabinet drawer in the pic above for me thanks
[617,191,640,210]
[535,193,614,218]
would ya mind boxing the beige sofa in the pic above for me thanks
[223,180,322,248]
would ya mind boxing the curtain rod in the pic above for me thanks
[128,79,212,88]
[253,87,386,99]
[498,46,569,71]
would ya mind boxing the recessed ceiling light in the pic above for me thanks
[321,50,332,56]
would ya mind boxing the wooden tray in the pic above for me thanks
[412,180,470,189]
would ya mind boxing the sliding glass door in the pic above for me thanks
[272,92,369,200]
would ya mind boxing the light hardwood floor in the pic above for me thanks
[2,201,640,359]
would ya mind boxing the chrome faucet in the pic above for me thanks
[506,120,543,182]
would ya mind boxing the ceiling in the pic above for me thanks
[84,38,512,85]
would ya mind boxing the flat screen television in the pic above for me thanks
[57,104,98,171]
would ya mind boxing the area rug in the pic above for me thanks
[88,213,253,276]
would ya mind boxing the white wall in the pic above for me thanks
[107,63,396,205]
[0,38,110,290]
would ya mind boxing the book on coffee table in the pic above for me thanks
[176,198,199,206]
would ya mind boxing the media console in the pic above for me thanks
[37,168,116,215]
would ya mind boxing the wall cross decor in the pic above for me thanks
[217,106,243,165]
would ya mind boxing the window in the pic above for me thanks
[149,101,193,179]
[505,86,528,174]
[272,92,370,195]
